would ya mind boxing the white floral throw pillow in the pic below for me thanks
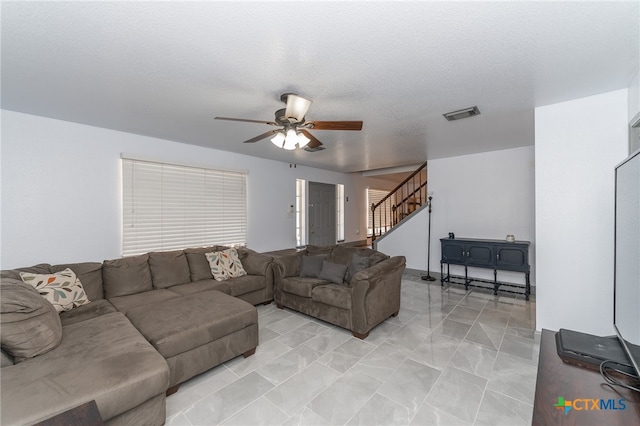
[205,248,247,281]
[19,268,91,313]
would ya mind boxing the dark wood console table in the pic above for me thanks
[533,329,640,425]
[440,237,531,300]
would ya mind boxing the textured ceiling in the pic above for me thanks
[2,1,638,173]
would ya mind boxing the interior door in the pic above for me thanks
[308,182,336,246]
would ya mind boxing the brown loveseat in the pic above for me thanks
[0,246,274,426]
[273,245,406,339]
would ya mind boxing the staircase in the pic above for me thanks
[370,162,428,242]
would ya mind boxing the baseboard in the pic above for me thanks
[404,267,439,278]
[403,268,536,295]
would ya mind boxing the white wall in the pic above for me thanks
[0,110,369,268]
[535,89,628,336]
[628,70,640,123]
[377,146,535,286]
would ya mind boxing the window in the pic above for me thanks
[367,188,391,236]
[295,179,306,247]
[122,156,247,256]
[336,184,345,242]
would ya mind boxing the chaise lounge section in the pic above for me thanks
[0,245,274,425]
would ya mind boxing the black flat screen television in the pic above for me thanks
[613,148,640,381]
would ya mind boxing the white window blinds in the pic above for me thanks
[336,184,345,242]
[122,157,247,256]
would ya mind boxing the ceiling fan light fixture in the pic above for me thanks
[296,132,310,148]
[283,128,298,150]
[218,93,361,152]
[270,131,285,148]
[284,94,312,122]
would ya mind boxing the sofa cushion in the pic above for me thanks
[0,264,52,281]
[306,244,334,257]
[276,253,303,277]
[206,248,246,281]
[227,275,265,297]
[1,349,13,367]
[125,290,257,359]
[312,284,352,310]
[327,244,354,265]
[59,299,118,327]
[0,280,62,362]
[328,245,389,267]
[184,246,218,281]
[282,277,328,298]
[51,262,104,301]
[346,254,370,283]
[168,279,231,296]
[0,312,169,425]
[148,250,191,289]
[237,248,273,276]
[362,248,389,266]
[103,254,153,298]
[299,255,324,278]
[109,289,180,315]
[19,268,91,313]
[318,261,348,285]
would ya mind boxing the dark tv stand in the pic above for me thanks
[440,238,531,300]
[533,329,640,425]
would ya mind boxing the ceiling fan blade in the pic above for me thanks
[309,121,363,131]
[243,130,280,143]
[215,117,277,126]
[299,129,323,149]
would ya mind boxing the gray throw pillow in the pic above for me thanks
[299,255,324,278]
[346,253,370,282]
[0,279,63,362]
[318,260,348,285]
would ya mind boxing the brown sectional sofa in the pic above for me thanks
[0,246,274,425]
[274,245,406,339]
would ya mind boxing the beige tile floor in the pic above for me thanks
[166,274,539,426]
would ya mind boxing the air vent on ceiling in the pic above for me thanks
[443,106,481,121]
[304,146,326,152]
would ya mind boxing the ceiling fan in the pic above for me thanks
[215,93,363,151]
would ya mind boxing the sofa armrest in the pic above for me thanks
[238,249,274,276]
[350,255,405,283]
[273,253,303,278]
[350,256,406,334]
[273,254,305,305]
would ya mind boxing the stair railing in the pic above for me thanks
[370,162,428,241]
